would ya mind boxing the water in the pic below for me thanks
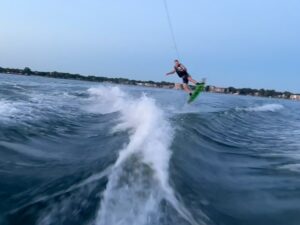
[0,73,300,225]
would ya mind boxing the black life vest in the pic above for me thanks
[174,64,188,77]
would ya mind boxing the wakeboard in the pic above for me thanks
[188,83,205,103]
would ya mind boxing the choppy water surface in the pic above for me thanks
[0,74,299,225]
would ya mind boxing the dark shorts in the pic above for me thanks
[182,74,189,84]
[177,72,190,84]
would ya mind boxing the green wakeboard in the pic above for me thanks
[188,83,205,103]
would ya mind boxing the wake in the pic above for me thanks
[245,104,284,112]
[87,86,206,225]
[236,103,284,112]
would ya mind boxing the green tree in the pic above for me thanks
[23,67,32,75]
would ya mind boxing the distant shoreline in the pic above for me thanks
[1,66,299,101]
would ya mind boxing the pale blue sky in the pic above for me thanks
[1,0,299,92]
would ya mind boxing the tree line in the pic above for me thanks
[224,86,293,98]
[0,66,295,98]
[0,66,173,87]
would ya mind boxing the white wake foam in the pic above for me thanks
[87,86,204,225]
[244,104,284,112]
[279,164,300,173]
[0,90,80,124]
[0,100,19,118]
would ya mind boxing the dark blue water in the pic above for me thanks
[0,74,299,225]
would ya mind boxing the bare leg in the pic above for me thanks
[188,76,197,84]
[182,84,192,94]
[174,83,181,90]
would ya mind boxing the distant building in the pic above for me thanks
[162,85,173,89]
[144,83,152,87]
[208,86,226,93]
[290,94,300,100]
[277,94,286,98]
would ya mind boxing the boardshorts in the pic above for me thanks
[181,74,189,84]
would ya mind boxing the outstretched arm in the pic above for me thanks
[166,69,176,76]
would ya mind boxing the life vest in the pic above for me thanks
[174,64,188,77]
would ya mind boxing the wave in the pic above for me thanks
[0,89,83,128]
[279,164,300,173]
[0,100,33,124]
[87,86,205,225]
[237,103,284,112]
[0,99,21,116]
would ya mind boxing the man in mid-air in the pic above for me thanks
[166,59,204,96]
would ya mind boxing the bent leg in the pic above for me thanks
[174,83,182,90]
[188,76,198,84]
[182,84,192,94]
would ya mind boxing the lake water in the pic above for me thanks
[0,74,300,225]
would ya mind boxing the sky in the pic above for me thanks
[1,0,300,92]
